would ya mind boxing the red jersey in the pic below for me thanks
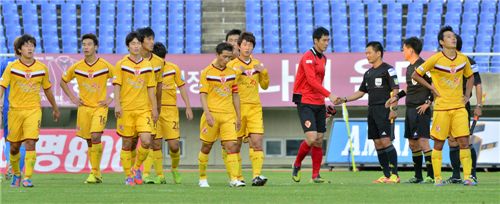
[293,48,330,105]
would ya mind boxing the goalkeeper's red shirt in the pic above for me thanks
[293,47,330,105]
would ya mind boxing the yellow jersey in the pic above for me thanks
[199,64,239,114]
[160,61,185,106]
[0,60,52,109]
[227,57,269,105]
[416,51,473,110]
[61,58,114,107]
[147,54,164,84]
[113,55,156,111]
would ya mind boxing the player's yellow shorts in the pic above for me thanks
[237,103,264,138]
[117,109,153,137]
[7,108,42,143]
[157,105,180,140]
[431,108,470,141]
[76,106,108,139]
[200,112,237,143]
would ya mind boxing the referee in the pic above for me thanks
[337,41,400,183]
[387,37,434,184]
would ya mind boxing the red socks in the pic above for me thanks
[294,140,311,167]
[311,146,323,178]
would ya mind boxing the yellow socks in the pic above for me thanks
[130,149,137,167]
[134,145,150,169]
[154,150,164,177]
[237,152,244,180]
[121,150,132,177]
[143,149,154,176]
[226,153,240,181]
[10,152,21,176]
[432,149,442,180]
[198,152,209,180]
[24,151,36,179]
[170,150,180,170]
[251,150,264,178]
[94,143,103,177]
[222,148,231,179]
[460,148,472,179]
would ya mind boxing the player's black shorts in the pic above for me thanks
[297,103,326,133]
[368,105,392,140]
[404,106,431,140]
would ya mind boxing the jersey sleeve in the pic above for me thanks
[302,56,330,97]
[0,65,12,88]
[42,65,52,90]
[473,72,482,85]
[105,61,114,79]
[155,61,164,84]
[386,66,400,89]
[258,68,270,90]
[112,62,122,86]
[199,69,208,94]
[463,57,473,78]
[232,70,239,93]
[61,63,76,83]
[173,65,186,87]
[416,54,438,76]
[358,72,368,93]
[147,63,156,88]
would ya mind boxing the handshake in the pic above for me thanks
[329,94,347,105]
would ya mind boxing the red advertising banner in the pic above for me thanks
[0,129,123,173]
[27,52,434,107]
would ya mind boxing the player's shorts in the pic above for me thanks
[431,108,470,141]
[157,105,180,140]
[404,106,431,140]
[297,103,326,133]
[200,112,237,143]
[237,103,264,138]
[7,108,42,143]
[117,109,153,137]
[367,105,392,140]
[76,106,108,139]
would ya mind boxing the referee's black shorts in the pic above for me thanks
[404,106,431,140]
[297,103,326,133]
[368,105,392,140]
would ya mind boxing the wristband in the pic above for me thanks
[396,90,406,99]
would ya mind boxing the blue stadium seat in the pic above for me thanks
[81,2,97,37]
[185,1,201,54]
[445,1,461,26]
[405,3,422,38]
[386,2,401,51]
[168,1,184,54]
[134,2,149,29]
[367,3,383,43]
[331,1,348,52]
[314,0,330,29]
[61,3,78,53]
[98,35,115,54]
[116,1,133,53]
[297,0,313,53]
[463,0,480,13]
[22,3,39,36]
[461,34,475,53]
[151,0,167,46]
[246,0,263,53]
[480,0,496,21]
[262,0,279,53]
[280,0,297,53]
[41,3,59,53]
[333,35,349,52]
[475,36,492,52]
[350,28,366,52]
[397,0,412,4]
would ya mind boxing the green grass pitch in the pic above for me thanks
[2,170,499,203]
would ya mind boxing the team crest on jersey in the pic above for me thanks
[220,74,226,83]
[24,70,32,79]
[450,67,457,74]
[435,125,441,132]
[245,69,254,76]
[202,127,208,134]
[134,69,141,77]
[119,125,124,131]
[304,120,311,128]
[375,78,382,87]
[88,70,94,79]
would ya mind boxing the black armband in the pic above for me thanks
[396,90,406,99]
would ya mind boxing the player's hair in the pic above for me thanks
[153,42,167,58]
[437,25,454,48]
[403,37,423,55]
[215,42,234,55]
[81,33,98,46]
[13,37,20,56]
[238,32,256,47]
[137,27,155,38]
[366,41,384,58]
[312,27,329,41]
[14,34,36,56]
[455,34,463,51]
[125,31,144,46]
[225,29,241,41]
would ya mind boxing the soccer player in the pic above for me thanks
[0,34,60,187]
[1,37,26,182]
[411,26,476,186]
[198,42,244,188]
[386,37,434,183]
[226,32,270,186]
[292,27,339,183]
[60,33,114,184]
[144,42,193,184]
[444,34,483,184]
[337,41,400,184]
[134,27,165,184]
[225,29,241,60]
[113,31,158,186]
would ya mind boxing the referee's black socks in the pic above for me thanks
[470,144,477,178]
[376,147,391,178]
[424,150,433,179]
[386,145,398,175]
[449,146,461,179]
[412,150,423,180]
